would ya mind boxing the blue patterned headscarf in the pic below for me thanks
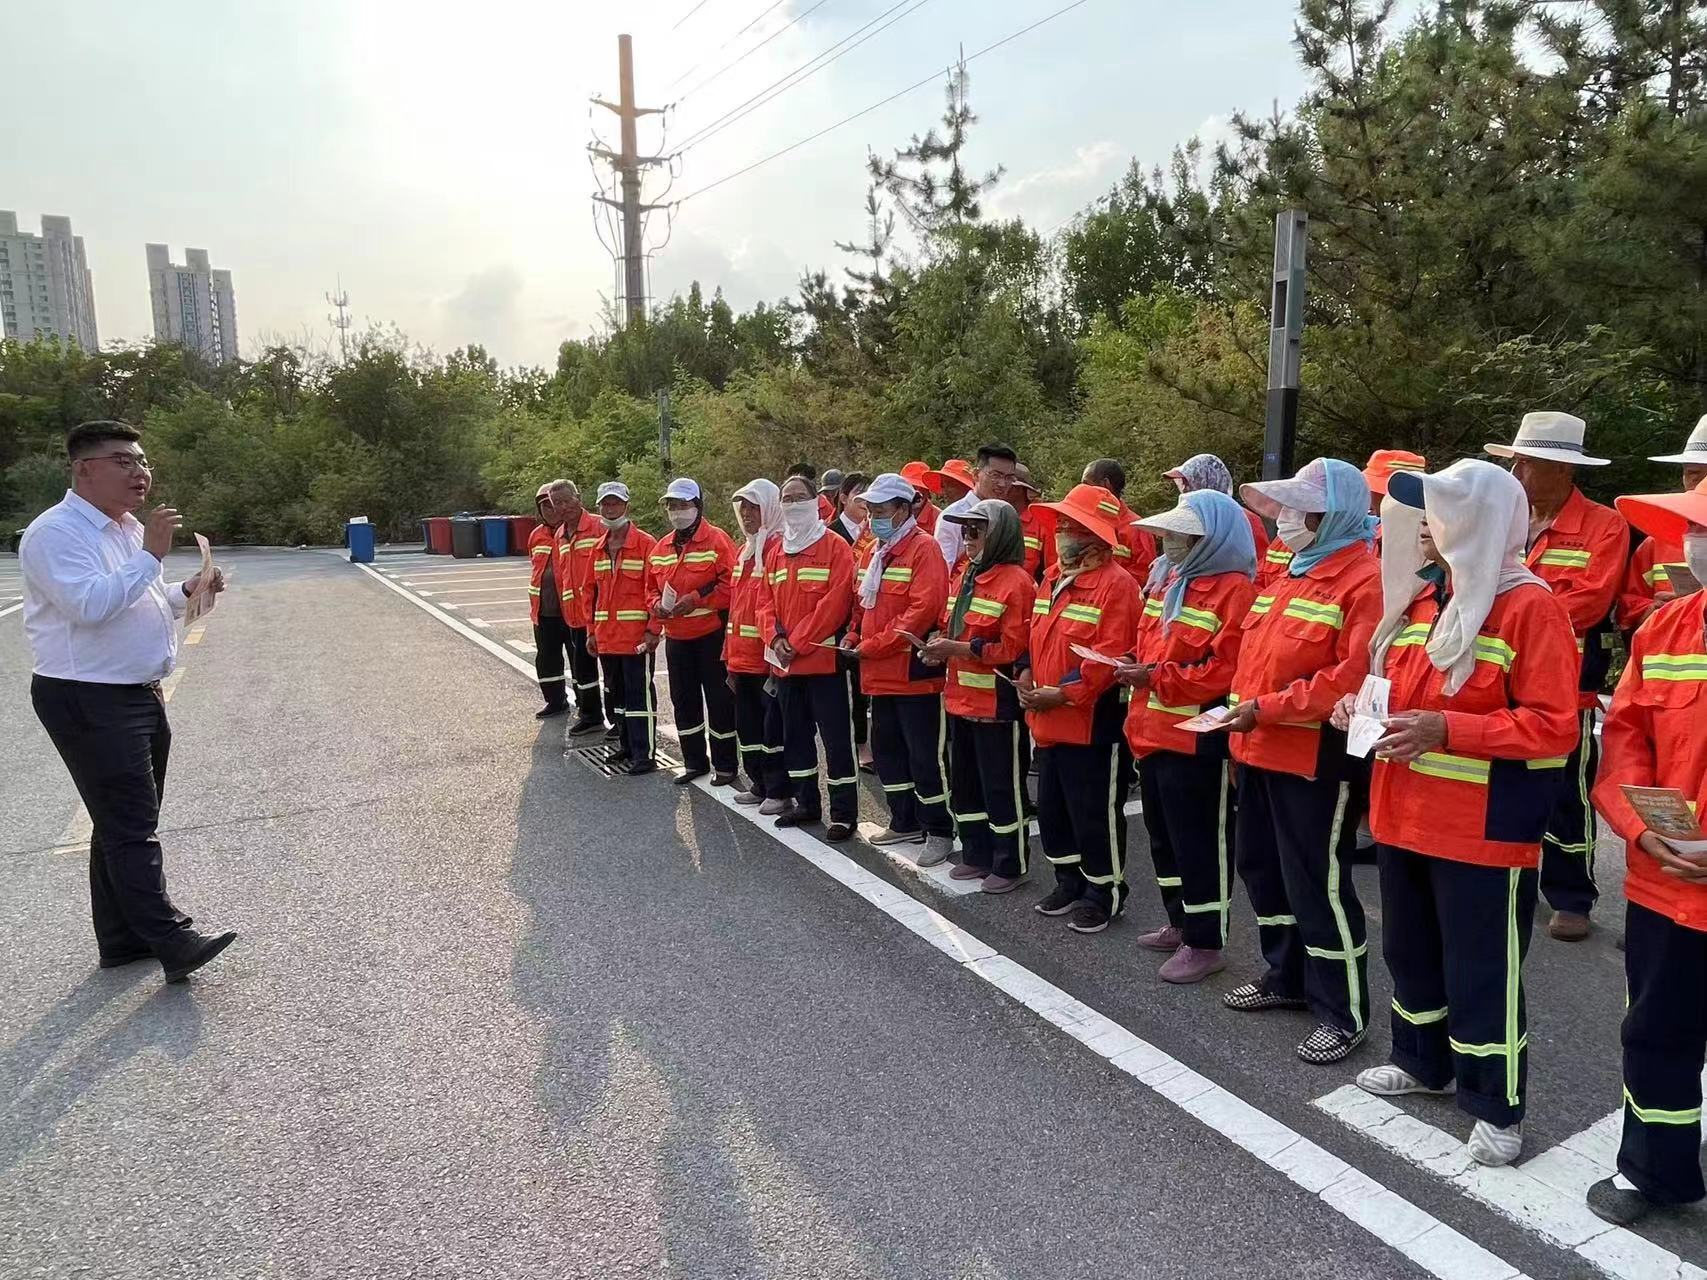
[1289,458,1378,576]
[1160,490,1257,626]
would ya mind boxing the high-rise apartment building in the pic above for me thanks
[147,243,238,364]
[0,212,100,348]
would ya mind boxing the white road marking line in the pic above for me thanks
[0,602,21,621]
[856,822,983,896]
[411,586,534,595]
[697,778,1530,1280]
[1315,1084,1704,1280]
[508,641,538,655]
[355,546,1551,1277]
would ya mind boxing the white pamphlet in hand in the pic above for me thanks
[659,582,679,612]
[1070,643,1123,667]
[1345,674,1391,758]
[184,533,218,626]
[1177,705,1232,733]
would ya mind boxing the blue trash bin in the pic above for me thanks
[346,521,376,564]
[479,515,510,557]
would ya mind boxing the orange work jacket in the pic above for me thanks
[724,552,770,676]
[1228,542,1381,779]
[554,510,604,629]
[848,526,950,696]
[942,561,1035,719]
[646,517,736,642]
[1019,505,1057,583]
[1616,534,1689,634]
[527,522,561,626]
[757,533,855,677]
[1368,584,1581,868]
[588,524,657,653]
[1594,593,1707,931]
[1526,487,1628,706]
[1023,559,1142,748]
[1124,572,1257,759]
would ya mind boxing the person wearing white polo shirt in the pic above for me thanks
[1617,415,1707,633]
[20,421,237,983]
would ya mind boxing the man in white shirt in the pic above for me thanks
[933,446,1019,570]
[21,420,236,983]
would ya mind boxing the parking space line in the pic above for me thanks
[352,548,1537,1280]
[1314,1084,1702,1280]
[0,602,21,621]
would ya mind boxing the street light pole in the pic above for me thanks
[1263,209,1308,481]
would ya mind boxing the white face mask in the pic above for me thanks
[667,508,698,531]
[1685,531,1707,590]
[1276,507,1317,553]
[600,514,628,531]
[782,502,819,537]
[1161,533,1195,563]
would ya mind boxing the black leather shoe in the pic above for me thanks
[674,767,710,786]
[1587,1176,1658,1227]
[625,759,658,777]
[99,946,154,969]
[824,822,854,842]
[568,714,604,736]
[161,930,237,983]
[535,704,569,720]
[711,771,739,788]
[603,724,622,741]
[774,806,820,829]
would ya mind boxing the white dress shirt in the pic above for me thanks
[19,490,190,684]
[934,491,980,568]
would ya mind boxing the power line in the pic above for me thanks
[671,0,715,31]
[675,0,834,100]
[669,0,795,91]
[675,0,934,155]
[676,0,1094,204]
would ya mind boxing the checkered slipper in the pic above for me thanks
[1297,1023,1365,1065]
[1222,982,1308,1013]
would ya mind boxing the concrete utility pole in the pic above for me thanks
[657,387,673,474]
[593,34,669,330]
[1263,209,1308,481]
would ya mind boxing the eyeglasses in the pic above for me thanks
[84,452,152,473]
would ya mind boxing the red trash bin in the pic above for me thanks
[508,515,536,554]
[425,517,453,555]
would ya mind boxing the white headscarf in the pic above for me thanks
[732,478,782,570]
[779,480,828,555]
[1370,459,1546,696]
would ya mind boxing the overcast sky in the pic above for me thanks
[1,1,1407,369]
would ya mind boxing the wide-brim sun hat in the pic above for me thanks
[901,460,942,495]
[1009,463,1041,496]
[1615,477,1707,544]
[1134,499,1206,539]
[1485,411,1609,467]
[1650,414,1707,465]
[928,458,978,493]
[1030,483,1123,548]
[1240,458,1331,521]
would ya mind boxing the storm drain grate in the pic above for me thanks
[567,740,682,778]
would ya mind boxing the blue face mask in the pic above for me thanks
[869,515,897,542]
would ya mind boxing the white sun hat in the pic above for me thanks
[1485,411,1609,467]
[1649,414,1707,465]
[662,477,701,502]
[1240,457,1331,520]
[1134,499,1206,539]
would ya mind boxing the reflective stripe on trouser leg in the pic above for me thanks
[665,635,709,773]
[1138,753,1186,930]
[599,653,627,742]
[1004,720,1027,878]
[1041,742,1124,912]
[697,628,739,775]
[812,671,859,825]
[1377,843,1454,1090]
[902,694,952,839]
[949,716,992,869]
[1540,707,1599,914]
[1432,860,1536,1127]
[871,697,919,833]
[777,677,822,814]
[1618,900,1707,1205]
[1267,770,1368,1033]
[1035,746,1086,897]
[568,626,603,719]
[533,619,569,704]
[1142,750,1233,945]
[1235,766,1305,998]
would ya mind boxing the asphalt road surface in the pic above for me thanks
[2,545,1702,1280]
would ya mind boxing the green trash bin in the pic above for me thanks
[450,516,481,559]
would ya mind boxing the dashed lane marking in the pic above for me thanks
[351,549,1538,1280]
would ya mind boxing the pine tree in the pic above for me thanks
[867,53,1004,238]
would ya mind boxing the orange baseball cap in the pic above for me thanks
[1616,477,1707,543]
[928,458,977,494]
[901,460,941,495]
[1363,449,1428,496]
[1030,483,1122,549]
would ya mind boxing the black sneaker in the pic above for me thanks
[1587,1176,1658,1227]
[535,704,569,720]
[1223,982,1309,1013]
[603,724,622,742]
[569,713,605,736]
[625,759,658,777]
[1297,1023,1365,1065]
[775,806,821,829]
[824,822,854,842]
[1034,886,1080,917]
[711,771,739,788]
[1066,903,1112,934]
[674,767,710,786]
